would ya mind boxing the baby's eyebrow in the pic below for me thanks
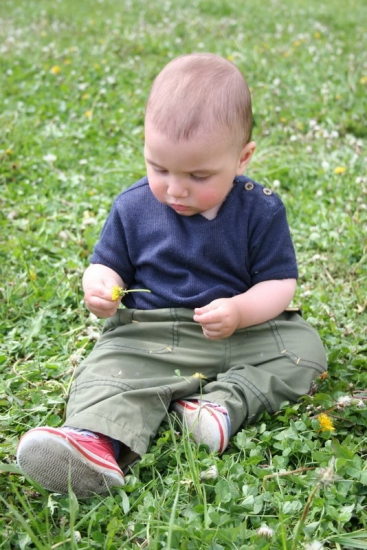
[145,158,166,168]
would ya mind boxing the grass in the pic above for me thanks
[0,0,366,548]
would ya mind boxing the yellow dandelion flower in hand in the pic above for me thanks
[111,285,151,301]
[111,285,124,301]
[318,413,335,432]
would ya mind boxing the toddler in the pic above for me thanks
[17,53,327,497]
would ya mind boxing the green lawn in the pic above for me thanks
[1,0,366,548]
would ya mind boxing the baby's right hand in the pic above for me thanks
[82,264,125,318]
[84,280,121,318]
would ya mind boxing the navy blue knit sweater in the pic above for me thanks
[90,175,298,309]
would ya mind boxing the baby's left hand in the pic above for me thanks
[193,298,241,339]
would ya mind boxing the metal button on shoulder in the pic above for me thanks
[244,182,254,191]
[263,187,273,196]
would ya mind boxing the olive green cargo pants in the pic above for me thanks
[66,308,327,458]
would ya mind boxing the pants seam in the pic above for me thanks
[268,320,326,373]
[71,380,135,392]
[221,372,274,413]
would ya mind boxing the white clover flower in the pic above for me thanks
[69,354,81,367]
[73,531,82,543]
[43,153,57,163]
[59,230,68,241]
[336,395,353,408]
[304,541,324,550]
[82,217,97,227]
[257,524,274,538]
[199,465,218,481]
[318,458,336,487]
[86,327,100,341]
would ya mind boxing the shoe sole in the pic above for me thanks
[172,400,230,453]
[17,428,124,497]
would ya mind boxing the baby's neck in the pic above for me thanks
[200,204,221,220]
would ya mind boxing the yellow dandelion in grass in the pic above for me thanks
[29,269,37,281]
[6,148,13,155]
[318,413,335,432]
[111,285,151,301]
[84,110,92,119]
[50,65,61,75]
[334,166,346,175]
[360,76,367,85]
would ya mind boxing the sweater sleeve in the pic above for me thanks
[90,198,135,285]
[248,201,298,285]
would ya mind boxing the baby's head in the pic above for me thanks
[144,54,256,219]
[145,53,253,152]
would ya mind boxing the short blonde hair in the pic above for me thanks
[145,53,252,149]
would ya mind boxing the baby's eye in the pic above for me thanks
[190,174,209,181]
[154,167,168,174]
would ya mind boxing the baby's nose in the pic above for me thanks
[167,177,189,198]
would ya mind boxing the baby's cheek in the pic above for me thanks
[198,188,221,205]
[149,179,165,203]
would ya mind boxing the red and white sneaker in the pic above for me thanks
[16,427,124,497]
[171,400,231,454]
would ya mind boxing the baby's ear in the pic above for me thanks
[236,141,256,174]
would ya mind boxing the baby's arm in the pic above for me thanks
[83,263,126,318]
[194,279,297,340]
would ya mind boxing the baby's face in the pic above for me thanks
[144,123,252,219]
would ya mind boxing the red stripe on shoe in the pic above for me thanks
[176,400,200,412]
[29,428,123,476]
[208,409,226,453]
[65,433,123,475]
